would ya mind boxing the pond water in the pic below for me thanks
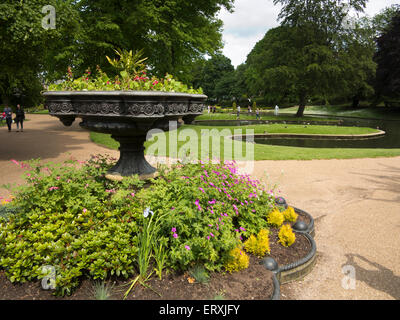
[254,118,400,149]
[194,117,400,149]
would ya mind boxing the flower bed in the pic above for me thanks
[0,155,313,299]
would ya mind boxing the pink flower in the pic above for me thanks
[173,233,178,239]
[130,193,135,197]
[185,245,191,250]
[11,159,19,166]
[171,227,176,233]
[48,187,59,191]
[83,208,87,213]
[199,187,205,193]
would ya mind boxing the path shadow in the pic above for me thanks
[349,162,400,204]
[343,253,400,299]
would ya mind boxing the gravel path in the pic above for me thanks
[1,114,399,300]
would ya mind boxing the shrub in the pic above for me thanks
[224,246,249,273]
[244,229,270,258]
[267,208,284,227]
[283,206,298,222]
[278,225,296,247]
[189,265,210,284]
[0,157,276,295]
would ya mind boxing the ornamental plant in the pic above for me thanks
[244,229,270,258]
[224,246,249,273]
[48,49,203,94]
[278,225,296,247]
[283,206,298,222]
[0,156,278,296]
[267,208,285,227]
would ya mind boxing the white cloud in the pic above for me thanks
[218,0,281,67]
[219,0,399,68]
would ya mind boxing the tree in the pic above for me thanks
[191,54,235,102]
[0,0,81,106]
[0,0,234,106]
[72,0,234,83]
[374,10,400,102]
[335,16,377,108]
[246,25,346,116]
[268,0,367,116]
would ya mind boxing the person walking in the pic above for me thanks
[15,104,25,132]
[3,106,12,132]
[236,105,241,119]
[256,108,261,120]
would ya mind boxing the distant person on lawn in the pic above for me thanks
[256,108,261,120]
[3,106,12,132]
[15,104,25,132]
[237,105,241,119]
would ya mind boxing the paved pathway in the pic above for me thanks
[1,114,399,299]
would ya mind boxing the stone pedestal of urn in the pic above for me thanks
[44,91,207,179]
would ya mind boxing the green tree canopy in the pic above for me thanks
[243,0,368,116]
[0,0,80,106]
[374,10,400,102]
[191,53,235,103]
[0,0,234,106]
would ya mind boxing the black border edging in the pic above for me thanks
[278,232,317,273]
[274,198,315,237]
[268,200,318,298]
[271,273,281,300]
[292,206,315,237]
[269,232,317,299]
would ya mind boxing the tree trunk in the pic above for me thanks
[295,105,305,117]
[352,96,360,108]
[295,94,306,117]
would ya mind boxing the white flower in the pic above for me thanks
[143,207,154,218]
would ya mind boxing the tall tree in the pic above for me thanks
[73,0,234,82]
[246,26,344,112]
[374,10,400,103]
[0,0,80,106]
[191,54,235,102]
[269,0,367,116]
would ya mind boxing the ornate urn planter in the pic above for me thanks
[43,91,207,178]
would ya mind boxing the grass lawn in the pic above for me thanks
[90,123,400,161]
[196,113,339,122]
[281,105,400,120]
[27,110,49,114]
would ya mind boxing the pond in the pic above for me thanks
[254,118,400,149]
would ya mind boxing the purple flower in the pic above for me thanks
[173,233,178,239]
[185,245,191,250]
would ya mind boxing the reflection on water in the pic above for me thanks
[255,118,400,149]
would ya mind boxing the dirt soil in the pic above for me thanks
[0,255,276,300]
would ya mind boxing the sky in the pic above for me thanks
[218,0,400,68]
